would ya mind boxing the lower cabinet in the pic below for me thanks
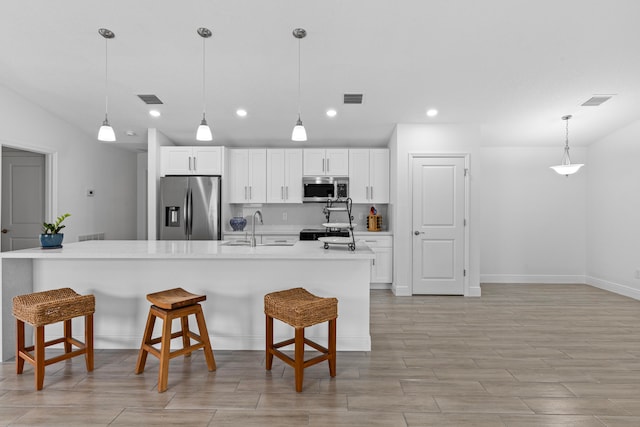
[357,235,393,284]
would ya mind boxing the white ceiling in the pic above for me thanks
[2,0,639,151]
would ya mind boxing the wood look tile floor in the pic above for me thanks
[2,284,640,426]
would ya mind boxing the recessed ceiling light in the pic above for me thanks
[426,109,438,117]
[326,109,337,118]
[236,109,247,117]
[149,110,161,117]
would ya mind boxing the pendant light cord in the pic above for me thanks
[202,36,207,119]
[104,37,109,119]
[297,37,301,117]
[563,116,572,165]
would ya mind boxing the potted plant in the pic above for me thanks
[40,213,71,248]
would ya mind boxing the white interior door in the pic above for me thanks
[412,157,465,295]
[1,148,46,251]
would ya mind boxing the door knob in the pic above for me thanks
[1,229,8,234]
[414,230,421,235]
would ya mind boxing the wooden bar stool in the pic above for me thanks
[12,287,95,391]
[135,287,216,392]
[264,287,338,392]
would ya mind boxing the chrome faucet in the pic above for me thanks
[250,210,263,247]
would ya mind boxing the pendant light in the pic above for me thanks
[97,28,116,142]
[196,27,213,141]
[291,28,307,142]
[550,115,584,176]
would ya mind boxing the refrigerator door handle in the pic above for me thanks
[186,188,192,237]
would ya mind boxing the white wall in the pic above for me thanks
[146,129,175,240]
[0,85,137,242]
[479,147,587,283]
[390,124,482,296]
[586,119,640,299]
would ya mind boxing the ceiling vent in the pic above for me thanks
[581,95,613,107]
[137,94,164,105]
[344,93,363,104]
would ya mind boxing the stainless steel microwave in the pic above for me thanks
[302,177,348,202]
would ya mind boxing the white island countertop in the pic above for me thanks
[0,240,374,260]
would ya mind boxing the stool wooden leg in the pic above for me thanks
[135,309,156,374]
[35,325,45,391]
[265,314,274,370]
[157,312,173,393]
[294,327,304,392]
[329,318,337,377]
[63,319,72,353]
[16,319,25,374]
[194,307,216,371]
[85,314,94,372]
[181,315,191,357]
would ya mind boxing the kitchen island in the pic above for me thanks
[0,240,374,361]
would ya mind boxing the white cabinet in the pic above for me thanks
[266,149,303,203]
[349,149,389,203]
[303,149,349,176]
[358,235,393,283]
[262,234,298,245]
[161,146,223,176]
[228,149,266,203]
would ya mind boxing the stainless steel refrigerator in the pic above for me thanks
[159,176,221,240]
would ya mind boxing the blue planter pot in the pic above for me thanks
[229,217,247,231]
[40,233,64,248]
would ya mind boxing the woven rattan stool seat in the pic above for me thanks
[264,287,338,329]
[12,287,94,390]
[146,287,206,310]
[13,287,95,327]
[264,287,338,392]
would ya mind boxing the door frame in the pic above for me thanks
[1,141,57,235]
[409,153,470,296]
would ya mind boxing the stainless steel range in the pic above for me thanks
[299,228,350,241]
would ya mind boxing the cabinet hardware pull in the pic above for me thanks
[285,186,289,200]
[370,186,373,200]
[366,186,369,199]
[249,186,252,199]
[322,158,325,172]
[188,156,192,171]
[245,186,248,200]
[281,186,284,200]
[194,157,197,171]
[327,158,330,172]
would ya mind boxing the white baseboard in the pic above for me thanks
[370,283,391,290]
[479,275,640,302]
[480,274,586,284]
[586,276,640,301]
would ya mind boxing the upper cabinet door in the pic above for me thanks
[228,149,250,203]
[370,149,389,203]
[248,149,267,203]
[303,149,326,176]
[161,147,193,176]
[325,149,349,176]
[192,147,223,175]
[284,149,303,203]
[348,149,370,203]
[266,149,286,203]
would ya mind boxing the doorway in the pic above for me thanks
[1,147,47,251]
[411,156,467,295]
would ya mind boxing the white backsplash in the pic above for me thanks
[228,203,388,232]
